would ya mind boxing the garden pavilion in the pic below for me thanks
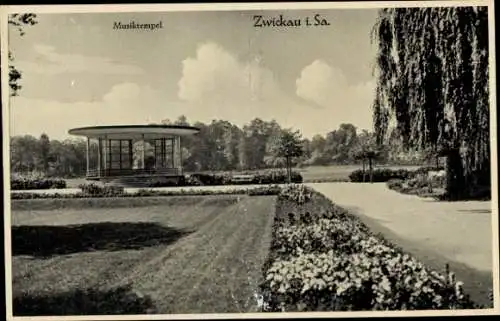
[68,124,200,184]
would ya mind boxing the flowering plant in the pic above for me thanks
[259,185,478,311]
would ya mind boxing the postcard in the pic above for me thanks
[1,1,498,320]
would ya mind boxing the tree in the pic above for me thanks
[7,13,38,96]
[38,133,51,174]
[174,115,190,126]
[10,135,39,174]
[351,131,382,182]
[325,123,358,164]
[372,6,489,199]
[271,129,304,183]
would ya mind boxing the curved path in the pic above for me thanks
[307,182,495,306]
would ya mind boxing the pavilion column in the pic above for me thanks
[103,136,108,174]
[141,134,145,170]
[175,136,182,174]
[97,138,102,176]
[163,138,168,168]
[86,137,90,176]
[128,140,133,170]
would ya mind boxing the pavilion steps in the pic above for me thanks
[104,176,183,188]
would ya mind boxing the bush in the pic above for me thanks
[11,177,67,190]
[387,179,404,190]
[187,173,229,186]
[413,166,445,176]
[258,185,478,311]
[247,185,283,196]
[251,170,303,184]
[78,183,124,196]
[386,167,447,198]
[349,169,413,183]
[185,170,303,186]
[146,176,185,187]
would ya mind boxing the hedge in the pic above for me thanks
[349,169,413,183]
[11,178,67,190]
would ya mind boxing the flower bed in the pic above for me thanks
[11,184,283,200]
[386,178,444,199]
[386,167,447,199]
[79,183,124,196]
[258,185,480,311]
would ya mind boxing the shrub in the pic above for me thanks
[387,179,404,190]
[11,192,80,200]
[186,173,229,186]
[11,177,67,190]
[185,170,303,186]
[78,183,124,196]
[247,185,283,196]
[252,170,303,184]
[349,169,413,183]
[146,176,185,187]
[386,167,447,198]
[413,166,445,176]
[184,175,203,186]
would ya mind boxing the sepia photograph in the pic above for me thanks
[1,1,498,319]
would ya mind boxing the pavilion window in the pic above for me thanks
[120,140,131,169]
[109,139,122,170]
[161,139,166,168]
[166,138,174,168]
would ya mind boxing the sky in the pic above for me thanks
[8,8,380,140]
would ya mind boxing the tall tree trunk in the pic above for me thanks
[286,156,292,183]
[368,157,373,183]
[445,148,465,200]
[362,158,366,182]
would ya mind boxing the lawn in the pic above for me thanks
[297,164,423,182]
[11,195,276,315]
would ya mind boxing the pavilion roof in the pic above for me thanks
[68,124,200,139]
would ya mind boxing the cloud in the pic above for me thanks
[296,59,347,107]
[15,44,144,75]
[178,42,281,103]
[9,52,377,142]
[8,83,186,140]
[296,59,376,132]
[177,41,293,126]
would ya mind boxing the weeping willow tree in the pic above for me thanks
[372,6,490,200]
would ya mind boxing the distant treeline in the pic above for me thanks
[10,116,432,178]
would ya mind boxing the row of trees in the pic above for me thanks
[9,116,431,178]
